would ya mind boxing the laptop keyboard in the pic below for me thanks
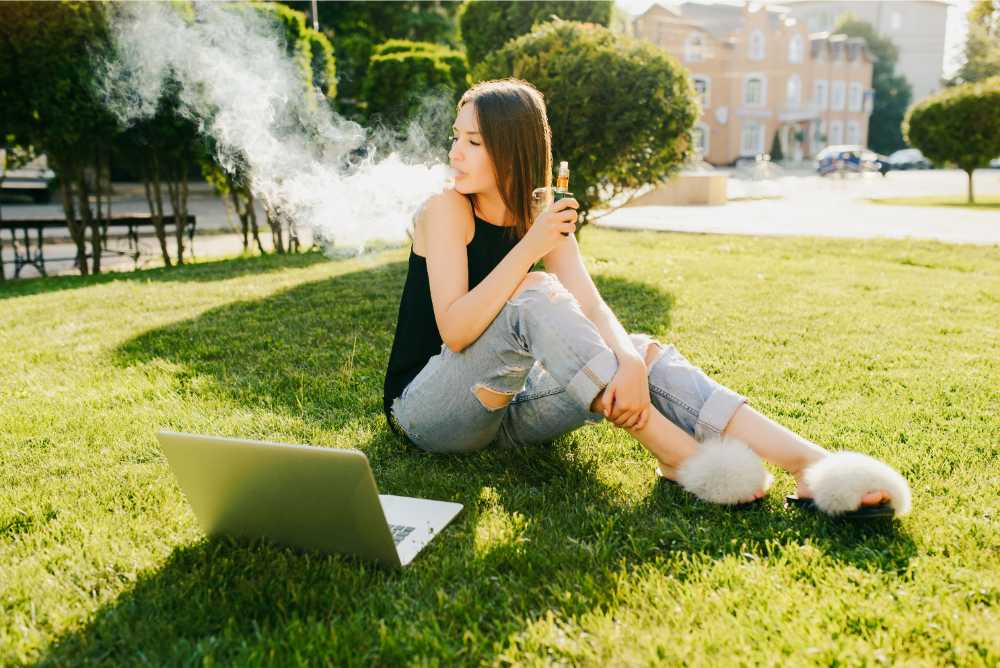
[389,524,416,545]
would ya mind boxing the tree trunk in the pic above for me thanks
[967,168,975,205]
[226,172,249,252]
[98,151,110,245]
[58,165,88,276]
[167,160,190,265]
[179,161,189,261]
[78,164,101,275]
[148,153,172,267]
[246,189,267,255]
[0,177,5,282]
[287,219,300,254]
[265,203,284,254]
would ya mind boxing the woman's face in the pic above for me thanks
[449,103,496,195]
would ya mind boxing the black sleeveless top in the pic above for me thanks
[383,202,520,435]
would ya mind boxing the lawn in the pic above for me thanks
[2,228,998,666]
[869,195,1000,210]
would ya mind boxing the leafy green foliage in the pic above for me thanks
[476,20,698,223]
[458,0,612,67]
[904,75,1000,202]
[952,0,1000,85]
[834,16,912,154]
[281,1,461,118]
[0,2,117,165]
[362,41,469,125]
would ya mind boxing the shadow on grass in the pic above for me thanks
[112,266,679,433]
[0,249,336,301]
[39,433,918,665]
[37,261,916,663]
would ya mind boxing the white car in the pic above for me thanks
[887,148,931,170]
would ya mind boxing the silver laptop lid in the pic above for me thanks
[156,430,401,568]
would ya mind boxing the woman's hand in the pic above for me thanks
[522,197,578,261]
[600,353,652,430]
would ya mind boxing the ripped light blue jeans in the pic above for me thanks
[390,272,747,453]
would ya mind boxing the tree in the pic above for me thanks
[835,16,912,154]
[459,0,612,67]
[476,20,699,227]
[769,130,784,162]
[952,0,1000,85]
[904,76,1000,203]
[0,1,120,275]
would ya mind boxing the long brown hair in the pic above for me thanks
[457,78,553,240]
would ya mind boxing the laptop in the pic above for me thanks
[156,430,463,568]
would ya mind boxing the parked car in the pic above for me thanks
[990,157,1000,169]
[886,148,932,170]
[815,145,884,176]
[0,154,56,203]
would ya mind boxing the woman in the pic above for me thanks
[383,79,911,519]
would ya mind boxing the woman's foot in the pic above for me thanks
[791,460,892,508]
[657,461,767,503]
[658,435,773,507]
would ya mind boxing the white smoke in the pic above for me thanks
[102,1,455,253]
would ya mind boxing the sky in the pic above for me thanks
[614,0,974,79]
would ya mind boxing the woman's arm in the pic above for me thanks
[423,191,537,353]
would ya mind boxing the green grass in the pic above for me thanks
[2,229,998,666]
[869,195,1000,210]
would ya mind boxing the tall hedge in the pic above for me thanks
[904,76,1000,203]
[362,41,469,125]
[476,20,699,224]
[459,0,612,67]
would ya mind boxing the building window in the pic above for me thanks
[692,122,710,155]
[748,30,765,61]
[831,80,845,111]
[848,82,863,112]
[741,123,765,155]
[829,120,844,145]
[864,89,875,113]
[692,76,711,108]
[846,121,860,145]
[813,80,829,108]
[813,120,827,150]
[786,74,802,108]
[890,11,902,31]
[685,33,706,62]
[744,75,766,106]
[788,34,804,64]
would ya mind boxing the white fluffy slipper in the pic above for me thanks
[803,451,912,517]
[674,436,773,506]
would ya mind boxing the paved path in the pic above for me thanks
[3,170,997,280]
[595,169,1000,245]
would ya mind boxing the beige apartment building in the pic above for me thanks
[777,0,949,102]
[634,1,875,165]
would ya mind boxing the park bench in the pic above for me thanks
[0,214,196,278]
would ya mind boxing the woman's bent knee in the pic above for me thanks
[512,271,553,299]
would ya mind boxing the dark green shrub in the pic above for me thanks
[362,41,469,125]
[476,20,699,224]
[769,130,784,162]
